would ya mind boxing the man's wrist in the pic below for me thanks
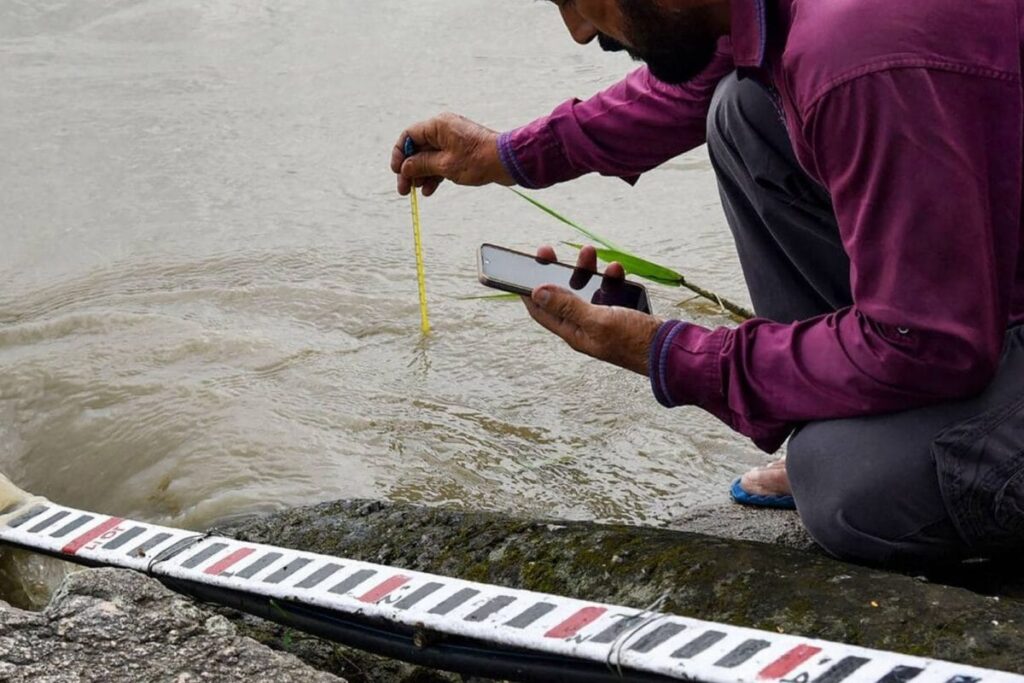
[497,130,535,188]
[648,320,687,407]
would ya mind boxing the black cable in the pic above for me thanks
[168,578,677,683]
[2,540,680,683]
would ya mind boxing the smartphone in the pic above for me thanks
[477,243,652,313]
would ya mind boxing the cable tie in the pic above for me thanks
[605,591,672,677]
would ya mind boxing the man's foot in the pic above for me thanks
[730,457,796,510]
[741,457,792,496]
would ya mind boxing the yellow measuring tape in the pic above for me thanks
[403,137,430,335]
[409,180,431,335]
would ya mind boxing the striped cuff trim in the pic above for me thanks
[497,130,537,190]
[649,320,686,408]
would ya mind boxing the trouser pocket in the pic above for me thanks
[932,389,1024,552]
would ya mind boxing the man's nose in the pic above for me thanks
[560,7,599,44]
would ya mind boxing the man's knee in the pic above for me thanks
[787,422,961,567]
[787,430,884,563]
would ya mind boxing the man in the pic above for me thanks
[390,0,1024,568]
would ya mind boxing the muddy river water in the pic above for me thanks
[0,0,764,548]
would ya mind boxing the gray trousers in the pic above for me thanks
[706,73,1024,568]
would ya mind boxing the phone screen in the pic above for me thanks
[478,244,651,313]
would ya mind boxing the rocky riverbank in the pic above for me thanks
[1,500,1022,682]
[217,501,1024,677]
[0,567,344,683]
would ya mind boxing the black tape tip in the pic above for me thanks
[403,137,416,158]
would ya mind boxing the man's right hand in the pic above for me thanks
[391,113,515,196]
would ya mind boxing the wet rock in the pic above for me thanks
[670,502,1024,600]
[217,499,1024,681]
[0,567,344,683]
[670,502,817,551]
[213,608,471,683]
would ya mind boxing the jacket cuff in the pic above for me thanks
[497,130,538,190]
[648,320,729,414]
[649,320,686,407]
[650,320,793,453]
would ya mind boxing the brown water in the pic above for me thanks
[0,0,763,545]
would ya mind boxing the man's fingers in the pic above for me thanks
[605,261,625,279]
[392,119,443,172]
[396,174,442,197]
[532,285,589,326]
[396,173,411,196]
[393,123,441,193]
[576,245,599,272]
[401,151,448,181]
[572,247,624,279]
[421,178,443,196]
[401,116,451,155]
[522,293,584,349]
[392,113,509,192]
[390,143,406,175]
[535,244,558,263]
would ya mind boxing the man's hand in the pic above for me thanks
[522,245,664,376]
[391,113,515,196]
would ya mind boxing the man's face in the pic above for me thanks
[553,0,723,84]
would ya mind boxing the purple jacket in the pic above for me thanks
[499,0,1024,451]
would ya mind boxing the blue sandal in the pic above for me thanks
[730,477,796,510]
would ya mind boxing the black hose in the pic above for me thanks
[2,539,680,683]
[168,578,677,683]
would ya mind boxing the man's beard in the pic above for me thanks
[607,1,721,84]
[597,32,629,53]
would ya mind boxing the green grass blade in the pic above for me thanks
[506,188,752,316]
[507,188,621,251]
[456,293,521,301]
[509,188,683,285]
[562,242,683,286]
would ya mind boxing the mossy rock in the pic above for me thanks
[216,500,1024,681]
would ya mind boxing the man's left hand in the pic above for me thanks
[522,245,664,376]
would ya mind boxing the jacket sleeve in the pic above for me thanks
[498,38,735,189]
[648,68,1018,452]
